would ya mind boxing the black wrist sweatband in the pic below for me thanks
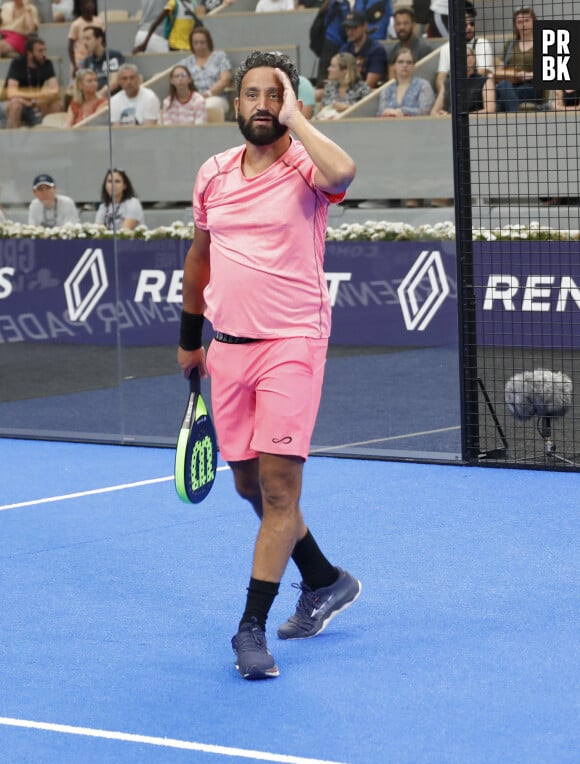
[179,311,205,350]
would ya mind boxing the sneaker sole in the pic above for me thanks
[279,579,362,641]
[235,661,280,680]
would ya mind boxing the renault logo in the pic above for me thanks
[64,248,108,322]
[398,250,450,331]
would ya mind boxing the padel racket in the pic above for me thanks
[174,366,218,504]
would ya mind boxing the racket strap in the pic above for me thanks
[239,578,280,631]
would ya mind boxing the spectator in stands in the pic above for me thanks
[313,0,350,89]
[495,6,543,112]
[52,0,75,23]
[387,6,431,81]
[81,26,124,98]
[67,0,104,77]
[161,64,207,124]
[431,47,495,115]
[255,0,295,11]
[552,90,580,111]
[360,0,392,42]
[133,0,169,52]
[338,11,387,92]
[434,2,493,96]
[110,63,161,125]
[0,0,39,58]
[28,173,80,227]
[64,68,107,126]
[377,47,434,117]
[179,27,232,117]
[4,37,63,128]
[95,168,144,231]
[428,0,448,38]
[298,75,316,119]
[132,0,203,54]
[315,51,370,119]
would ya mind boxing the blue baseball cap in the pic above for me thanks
[33,174,55,189]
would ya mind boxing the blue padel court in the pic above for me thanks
[0,438,578,763]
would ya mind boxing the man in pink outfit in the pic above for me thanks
[177,51,361,680]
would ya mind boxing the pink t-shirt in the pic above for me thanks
[193,139,344,339]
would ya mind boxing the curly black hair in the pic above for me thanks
[234,51,300,98]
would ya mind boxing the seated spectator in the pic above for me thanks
[552,90,580,111]
[161,64,207,125]
[133,0,169,52]
[110,64,161,126]
[298,74,316,119]
[434,2,493,96]
[255,0,295,11]
[315,52,370,120]
[81,26,124,98]
[67,0,104,78]
[95,168,144,231]
[431,47,495,116]
[28,173,79,227]
[4,37,63,128]
[52,0,75,23]
[495,6,544,112]
[377,47,434,117]
[338,11,387,91]
[0,0,39,58]
[179,27,232,117]
[133,0,203,55]
[387,6,432,81]
[64,68,107,126]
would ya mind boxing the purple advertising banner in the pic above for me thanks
[473,241,580,349]
[0,238,461,347]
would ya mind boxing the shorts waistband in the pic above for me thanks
[214,331,261,344]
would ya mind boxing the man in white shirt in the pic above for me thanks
[28,174,79,228]
[435,2,493,94]
[110,64,161,126]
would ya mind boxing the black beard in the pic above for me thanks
[237,111,288,146]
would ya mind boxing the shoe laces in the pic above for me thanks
[291,582,320,617]
[237,620,267,651]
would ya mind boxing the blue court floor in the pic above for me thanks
[0,439,578,763]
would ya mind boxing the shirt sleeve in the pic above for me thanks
[366,44,388,75]
[124,198,144,224]
[438,43,450,74]
[60,197,80,225]
[95,204,106,224]
[143,90,161,122]
[28,201,41,226]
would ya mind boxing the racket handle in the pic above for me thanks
[185,365,201,395]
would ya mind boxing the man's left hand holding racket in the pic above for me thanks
[175,310,218,504]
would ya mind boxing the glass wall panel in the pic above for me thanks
[0,2,461,462]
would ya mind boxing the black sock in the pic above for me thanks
[291,529,338,591]
[239,578,280,631]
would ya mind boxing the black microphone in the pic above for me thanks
[505,369,573,420]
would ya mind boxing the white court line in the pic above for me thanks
[312,425,460,453]
[0,717,348,764]
[0,466,231,512]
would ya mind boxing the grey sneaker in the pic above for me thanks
[277,567,362,640]
[231,618,280,680]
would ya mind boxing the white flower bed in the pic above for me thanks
[0,219,578,241]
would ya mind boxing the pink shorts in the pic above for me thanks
[206,336,328,462]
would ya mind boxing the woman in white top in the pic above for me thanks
[95,169,144,232]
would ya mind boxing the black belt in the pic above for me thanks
[214,331,261,344]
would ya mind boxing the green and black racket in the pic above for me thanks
[174,366,218,504]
